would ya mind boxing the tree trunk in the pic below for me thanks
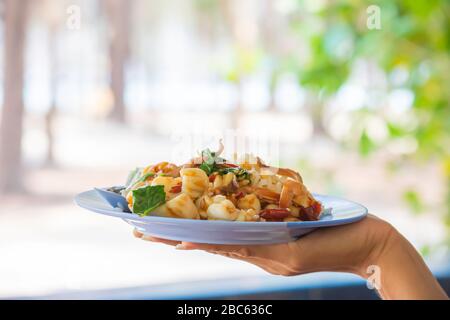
[0,0,29,193]
[306,93,329,138]
[45,23,58,167]
[104,0,131,123]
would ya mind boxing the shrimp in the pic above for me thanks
[255,156,303,182]
[279,179,310,209]
[276,168,303,182]
[279,179,323,220]
[144,162,180,177]
[253,187,280,204]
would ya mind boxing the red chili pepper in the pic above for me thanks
[312,201,323,217]
[222,163,239,168]
[235,191,245,199]
[260,208,290,220]
[298,204,321,221]
[170,184,182,193]
[209,174,217,182]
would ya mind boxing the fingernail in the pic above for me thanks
[175,243,187,250]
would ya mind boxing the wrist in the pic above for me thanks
[355,218,399,279]
[356,221,448,299]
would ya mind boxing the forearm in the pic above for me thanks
[362,229,448,300]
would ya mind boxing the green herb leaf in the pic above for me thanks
[217,167,250,181]
[198,148,249,179]
[132,185,166,216]
[138,172,155,183]
[198,148,225,175]
[199,162,214,175]
[202,148,216,165]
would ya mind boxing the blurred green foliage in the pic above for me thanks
[288,0,450,226]
[403,189,425,215]
[293,0,449,150]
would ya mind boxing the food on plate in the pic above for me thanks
[118,142,323,222]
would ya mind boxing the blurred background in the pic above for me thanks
[0,0,449,299]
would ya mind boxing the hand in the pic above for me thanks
[133,214,392,277]
[133,214,448,299]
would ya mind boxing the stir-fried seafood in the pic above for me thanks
[121,144,322,222]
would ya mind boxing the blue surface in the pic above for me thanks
[16,264,450,300]
[18,265,450,299]
[24,272,367,300]
[74,190,368,244]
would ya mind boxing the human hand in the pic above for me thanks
[133,214,392,277]
[134,214,448,299]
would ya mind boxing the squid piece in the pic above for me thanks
[164,193,200,219]
[206,195,238,220]
[237,194,261,214]
[195,194,213,219]
[180,168,209,199]
[212,172,238,194]
[236,209,259,222]
[150,176,182,199]
[212,172,235,189]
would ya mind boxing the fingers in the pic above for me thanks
[133,229,144,238]
[179,242,248,251]
[132,229,296,275]
[134,228,274,258]
[204,247,297,276]
[146,236,181,247]
[133,229,181,246]
[180,242,291,261]
[179,241,302,273]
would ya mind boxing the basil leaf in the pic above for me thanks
[218,167,250,180]
[201,149,216,165]
[199,162,214,175]
[199,148,225,175]
[132,185,166,216]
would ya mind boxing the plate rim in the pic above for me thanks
[74,189,368,228]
